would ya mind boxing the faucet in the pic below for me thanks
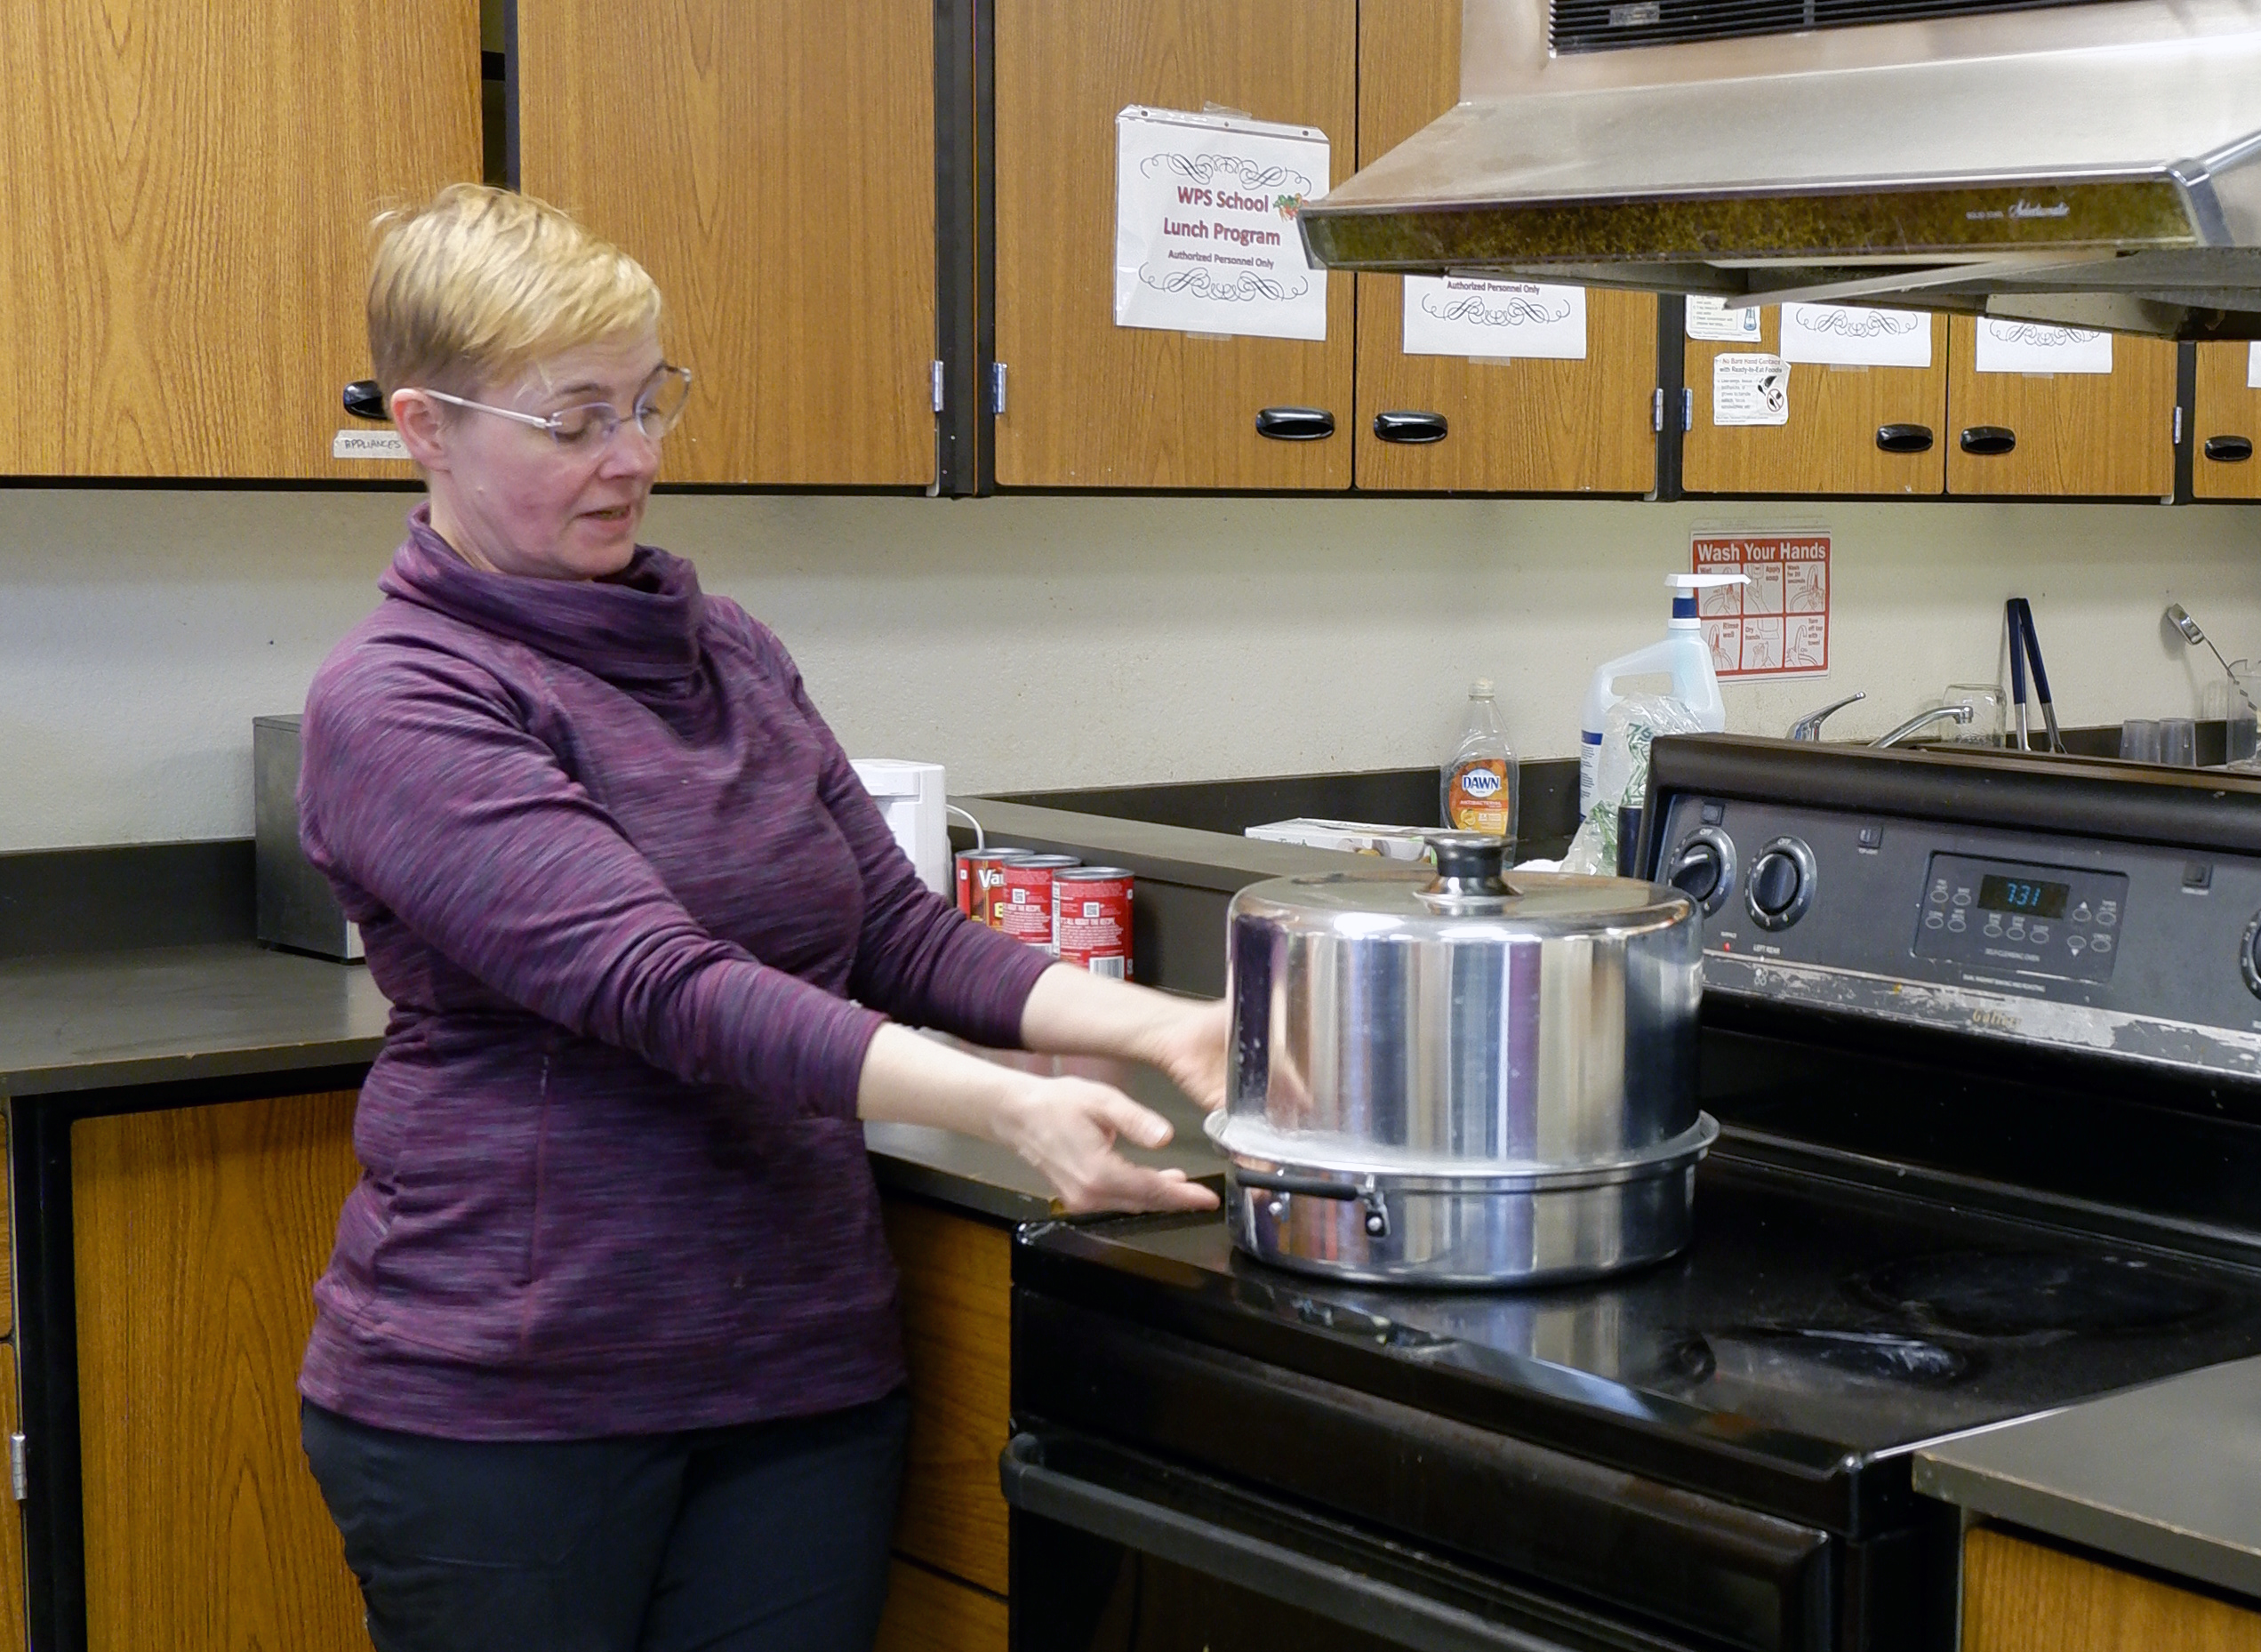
[1787,692,1866,741]
[1872,702,1974,748]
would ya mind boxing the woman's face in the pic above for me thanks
[400,328,667,581]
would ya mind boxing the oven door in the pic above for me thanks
[1006,1425,1712,1652]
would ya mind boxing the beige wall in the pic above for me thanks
[1,487,2256,851]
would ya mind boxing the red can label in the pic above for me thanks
[957,850,1034,926]
[997,857,1078,950]
[1053,869,1133,978]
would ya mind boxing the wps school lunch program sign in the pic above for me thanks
[1114,106,1330,342]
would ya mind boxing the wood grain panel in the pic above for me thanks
[75,1092,366,1652]
[1946,319,2177,497]
[1683,308,1948,494]
[875,1560,1008,1652]
[0,1351,22,1652]
[993,0,1358,489]
[2194,341,2261,501]
[0,1111,12,1341]
[0,2,478,479]
[1965,1525,2261,1651]
[1353,0,1655,493]
[518,0,937,486]
[882,1199,1013,1596]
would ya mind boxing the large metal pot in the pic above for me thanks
[1215,832,1713,1287]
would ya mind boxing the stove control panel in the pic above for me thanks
[1651,766,2261,1085]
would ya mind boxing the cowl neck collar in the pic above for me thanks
[380,504,705,689]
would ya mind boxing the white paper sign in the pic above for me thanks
[1779,304,1932,369]
[1686,297,1763,342]
[1974,318,2113,375]
[1695,532,1832,680]
[1713,353,1791,426]
[333,429,410,461]
[2249,341,2261,389]
[1401,277,1587,359]
[1114,106,1328,342]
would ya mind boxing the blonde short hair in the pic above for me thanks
[367,184,661,400]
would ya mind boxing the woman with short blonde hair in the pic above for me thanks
[296,183,1224,1652]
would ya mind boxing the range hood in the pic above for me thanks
[1298,0,2261,338]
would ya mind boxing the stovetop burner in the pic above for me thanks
[1849,1250,2225,1340]
[1670,1327,1973,1389]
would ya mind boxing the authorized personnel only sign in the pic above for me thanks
[1113,105,1330,341]
[1693,531,1832,680]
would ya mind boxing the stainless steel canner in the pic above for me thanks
[1211,831,1713,1287]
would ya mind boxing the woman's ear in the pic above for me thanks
[389,389,453,474]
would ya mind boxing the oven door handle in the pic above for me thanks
[1000,1432,1601,1652]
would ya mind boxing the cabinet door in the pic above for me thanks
[0,1351,21,1652]
[0,4,477,480]
[993,0,1357,488]
[1964,1525,2261,1650]
[874,1559,1007,1652]
[1683,308,1948,494]
[1353,0,1655,493]
[2194,342,2261,501]
[74,1093,365,1652]
[1946,319,2177,496]
[518,0,938,486]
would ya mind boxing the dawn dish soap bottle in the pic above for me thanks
[1443,678,1519,851]
[1577,572,1750,817]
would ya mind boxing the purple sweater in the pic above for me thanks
[296,507,1051,1439]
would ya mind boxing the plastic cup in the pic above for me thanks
[2161,718,2199,767]
[2119,719,2162,764]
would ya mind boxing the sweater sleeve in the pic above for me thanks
[741,619,1051,1047]
[299,639,886,1125]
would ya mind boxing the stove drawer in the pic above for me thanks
[1015,1291,1832,1651]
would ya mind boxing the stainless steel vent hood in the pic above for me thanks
[1298,0,2261,338]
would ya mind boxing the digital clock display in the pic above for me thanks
[1977,873,2070,918]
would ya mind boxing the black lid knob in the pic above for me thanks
[1426,831,1510,893]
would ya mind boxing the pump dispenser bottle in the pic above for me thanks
[1443,678,1518,847]
[1578,573,1750,815]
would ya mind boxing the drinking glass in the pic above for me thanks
[2228,662,2261,769]
[2119,719,2163,763]
[2161,718,2199,767]
[1941,683,2007,746]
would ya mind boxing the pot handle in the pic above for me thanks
[1426,830,1513,896]
[1233,1168,1391,1237]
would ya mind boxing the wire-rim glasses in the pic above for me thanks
[416,365,694,449]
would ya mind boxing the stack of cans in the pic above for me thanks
[954,847,1133,978]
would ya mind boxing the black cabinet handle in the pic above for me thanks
[342,380,389,422]
[1372,410,1447,445]
[1255,406,1335,441]
[2204,435,2256,463]
[1875,422,1935,454]
[1960,425,2016,456]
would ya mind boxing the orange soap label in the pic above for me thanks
[1447,759,1510,834]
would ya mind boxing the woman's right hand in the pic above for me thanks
[991,1074,1221,1215]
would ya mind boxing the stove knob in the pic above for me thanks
[2243,912,2261,998]
[1665,827,1736,915]
[1746,837,1817,931]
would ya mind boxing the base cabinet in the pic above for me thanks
[875,1558,1010,1652]
[1964,1525,2261,1651]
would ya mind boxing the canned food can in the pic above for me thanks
[996,854,1080,950]
[957,848,1036,923]
[1053,866,1134,978]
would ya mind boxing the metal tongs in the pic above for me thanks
[2006,597,2062,753]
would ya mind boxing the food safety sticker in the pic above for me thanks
[333,430,409,461]
[1693,530,1830,681]
[1114,105,1329,342]
[1685,296,1763,342]
[1712,353,1790,427]
[1401,277,1587,360]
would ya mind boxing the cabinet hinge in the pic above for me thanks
[1682,388,1695,433]
[1652,388,1664,434]
[990,363,1008,417]
[10,1433,25,1502]
[2174,405,2185,445]
[932,361,946,414]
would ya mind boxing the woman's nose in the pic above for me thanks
[599,420,663,477]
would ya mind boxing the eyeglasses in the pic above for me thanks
[415,365,694,449]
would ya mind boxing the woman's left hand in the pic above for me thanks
[1138,996,1231,1112]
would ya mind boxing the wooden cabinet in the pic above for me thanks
[1945,318,2178,497]
[1964,1524,2261,1650]
[2194,342,2261,501]
[1352,0,1656,494]
[0,3,477,480]
[72,1092,365,1652]
[875,1558,1008,1652]
[517,0,939,487]
[1683,308,1948,495]
[0,1351,21,1652]
[993,0,1358,489]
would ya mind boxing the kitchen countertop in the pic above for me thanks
[1913,1353,2261,1601]
[0,941,1223,1223]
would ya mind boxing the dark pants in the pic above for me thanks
[301,1391,910,1652]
